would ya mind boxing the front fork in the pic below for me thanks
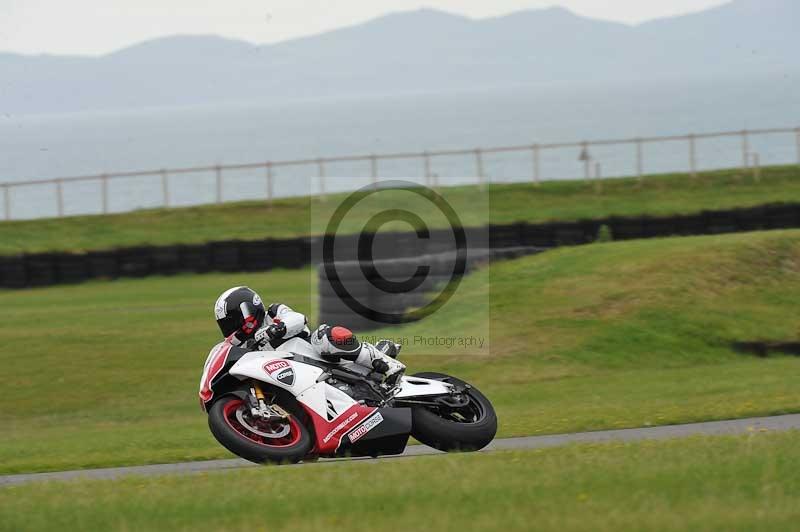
[248,381,289,421]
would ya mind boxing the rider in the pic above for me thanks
[213,286,405,384]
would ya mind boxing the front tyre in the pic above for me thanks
[410,372,497,452]
[208,393,313,465]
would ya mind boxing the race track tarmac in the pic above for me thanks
[2,413,798,487]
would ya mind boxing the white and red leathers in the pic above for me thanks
[255,303,405,383]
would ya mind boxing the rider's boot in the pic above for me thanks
[355,343,405,386]
[312,325,405,385]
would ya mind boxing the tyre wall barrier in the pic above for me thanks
[55,253,90,284]
[0,256,27,289]
[26,254,57,287]
[2,202,800,289]
[317,246,546,329]
[87,251,119,279]
[150,246,181,276]
[179,245,212,273]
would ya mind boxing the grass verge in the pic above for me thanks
[0,165,798,255]
[1,431,799,531]
[1,230,800,473]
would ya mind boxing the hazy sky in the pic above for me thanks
[0,0,729,56]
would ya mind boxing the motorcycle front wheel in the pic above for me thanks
[409,372,498,452]
[208,392,313,465]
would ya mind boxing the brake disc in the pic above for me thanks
[236,408,291,438]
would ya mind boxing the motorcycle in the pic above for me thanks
[199,336,498,464]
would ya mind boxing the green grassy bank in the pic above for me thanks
[1,431,798,531]
[1,165,797,255]
[1,229,799,473]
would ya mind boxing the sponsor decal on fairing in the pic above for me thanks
[275,368,294,386]
[263,359,295,386]
[347,412,384,443]
[322,412,359,443]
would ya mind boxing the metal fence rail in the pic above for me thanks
[2,126,799,220]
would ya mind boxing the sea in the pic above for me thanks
[1,72,798,219]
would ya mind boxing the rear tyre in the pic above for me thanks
[410,372,497,452]
[208,392,313,465]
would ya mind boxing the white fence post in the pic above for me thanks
[161,170,169,208]
[475,148,485,191]
[3,185,9,221]
[689,134,697,178]
[101,174,109,214]
[56,179,65,217]
[532,144,541,186]
[580,142,591,181]
[215,165,223,204]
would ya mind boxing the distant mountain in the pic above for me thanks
[1,0,798,114]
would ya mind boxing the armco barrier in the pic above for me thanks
[2,202,800,289]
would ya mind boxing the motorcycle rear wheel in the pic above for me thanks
[410,372,497,452]
[208,392,313,465]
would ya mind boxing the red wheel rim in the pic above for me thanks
[222,398,303,448]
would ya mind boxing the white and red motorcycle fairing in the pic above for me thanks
[199,337,497,463]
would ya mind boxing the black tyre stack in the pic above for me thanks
[3,202,800,290]
[317,246,545,331]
